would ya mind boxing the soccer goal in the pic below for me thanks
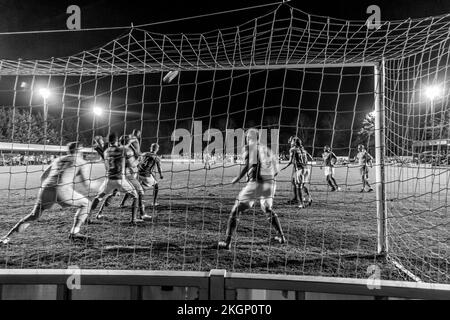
[0,4,449,284]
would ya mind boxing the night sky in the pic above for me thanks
[1,0,450,156]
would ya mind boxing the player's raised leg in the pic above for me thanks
[0,190,51,244]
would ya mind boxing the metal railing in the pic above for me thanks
[0,269,449,300]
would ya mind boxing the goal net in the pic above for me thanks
[0,4,449,283]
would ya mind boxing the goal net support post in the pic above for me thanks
[374,59,388,255]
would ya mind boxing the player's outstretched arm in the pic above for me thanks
[281,151,294,171]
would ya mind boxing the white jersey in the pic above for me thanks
[41,155,89,188]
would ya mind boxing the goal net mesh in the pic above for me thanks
[0,4,449,283]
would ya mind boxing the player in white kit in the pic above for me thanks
[1,142,92,244]
[218,129,286,250]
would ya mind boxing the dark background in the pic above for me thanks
[0,0,449,156]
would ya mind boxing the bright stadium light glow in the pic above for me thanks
[425,85,442,101]
[39,88,51,99]
[93,106,103,117]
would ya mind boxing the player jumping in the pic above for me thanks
[89,133,143,223]
[115,135,151,219]
[218,128,286,250]
[321,145,341,192]
[128,129,142,158]
[356,144,374,193]
[137,143,164,207]
[1,142,92,244]
[93,135,118,207]
[281,137,312,208]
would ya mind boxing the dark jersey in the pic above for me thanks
[128,135,141,158]
[94,141,111,160]
[357,151,373,167]
[322,151,337,167]
[104,145,126,179]
[124,146,139,175]
[289,146,308,170]
[138,152,161,177]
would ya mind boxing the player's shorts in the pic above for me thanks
[303,167,311,184]
[237,179,276,211]
[360,165,369,176]
[138,174,157,190]
[97,176,138,199]
[292,168,306,185]
[127,173,144,196]
[32,186,89,216]
[324,166,335,177]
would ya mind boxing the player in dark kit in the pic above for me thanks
[105,135,150,219]
[218,129,286,250]
[281,137,312,208]
[93,136,106,160]
[356,144,374,193]
[137,143,164,207]
[128,129,142,158]
[89,133,142,223]
[321,145,341,192]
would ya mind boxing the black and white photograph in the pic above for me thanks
[0,0,449,304]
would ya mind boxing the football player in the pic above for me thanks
[321,145,341,192]
[281,137,312,208]
[137,143,164,207]
[1,142,92,244]
[89,133,142,223]
[356,144,374,193]
[218,128,286,250]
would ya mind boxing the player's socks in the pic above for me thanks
[153,184,159,207]
[326,176,334,189]
[120,193,130,208]
[360,188,365,193]
[90,198,100,212]
[130,198,144,223]
[296,187,304,207]
[331,177,339,189]
[96,200,108,218]
[268,210,284,238]
[218,241,231,250]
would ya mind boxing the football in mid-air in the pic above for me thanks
[163,70,180,83]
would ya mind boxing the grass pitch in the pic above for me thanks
[2,161,447,282]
